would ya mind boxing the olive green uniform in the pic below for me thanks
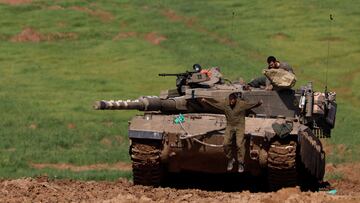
[277,61,294,74]
[248,61,294,88]
[204,98,259,163]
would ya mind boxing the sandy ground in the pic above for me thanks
[0,177,359,203]
[0,171,360,203]
[1,162,360,203]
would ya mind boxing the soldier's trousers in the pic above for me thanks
[223,126,246,163]
[248,76,270,88]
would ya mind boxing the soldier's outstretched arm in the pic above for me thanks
[237,99,262,112]
[246,100,262,110]
[201,98,225,111]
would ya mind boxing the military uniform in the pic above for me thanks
[248,61,294,88]
[204,98,259,163]
[248,76,268,88]
[277,61,294,74]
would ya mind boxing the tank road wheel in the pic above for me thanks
[130,139,164,186]
[267,137,297,191]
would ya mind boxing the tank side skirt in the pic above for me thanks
[298,126,325,180]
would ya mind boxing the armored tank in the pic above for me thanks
[94,65,337,191]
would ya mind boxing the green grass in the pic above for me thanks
[0,0,359,180]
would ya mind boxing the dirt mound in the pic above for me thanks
[47,5,64,10]
[144,32,167,45]
[30,162,132,171]
[0,177,359,202]
[69,6,114,22]
[10,28,78,42]
[11,28,42,42]
[28,123,38,129]
[162,9,183,22]
[0,0,31,5]
[113,32,137,41]
[271,32,290,40]
[113,32,167,45]
[161,9,235,47]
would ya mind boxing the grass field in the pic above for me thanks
[0,0,359,180]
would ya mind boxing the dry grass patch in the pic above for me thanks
[10,28,78,43]
[69,6,114,22]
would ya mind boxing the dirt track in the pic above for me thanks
[0,176,359,203]
[1,163,360,202]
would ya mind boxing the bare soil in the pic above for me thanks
[161,9,236,47]
[1,162,359,202]
[30,162,132,172]
[113,32,138,41]
[143,32,167,45]
[0,0,31,5]
[0,176,358,203]
[162,9,183,22]
[69,6,114,22]
[113,31,167,46]
[11,28,42,42]
[47,5,64,11]
[270,32,290,40]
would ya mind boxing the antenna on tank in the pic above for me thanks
[230,11,235,71]
[325,14,334,94]
[231,11,235,35]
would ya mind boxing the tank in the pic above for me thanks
[94,65,337,191]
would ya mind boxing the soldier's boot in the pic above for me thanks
[238,162,244,173]
[227,158,235,171]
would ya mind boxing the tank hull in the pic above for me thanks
[129,113,325,190]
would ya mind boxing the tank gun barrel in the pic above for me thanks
[158,71,196,77]
[94,99,145,110]
[94,96,183,112]
[158,73,183,77]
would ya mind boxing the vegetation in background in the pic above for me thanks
[0,0,359,180]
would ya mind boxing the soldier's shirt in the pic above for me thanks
[204,98,259,127]
[278,61,294,74]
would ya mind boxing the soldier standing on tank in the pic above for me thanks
[248,56,294,89]
[201,94,262,173]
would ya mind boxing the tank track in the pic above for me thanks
[130,139,163,186]
[267,138,297,191]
